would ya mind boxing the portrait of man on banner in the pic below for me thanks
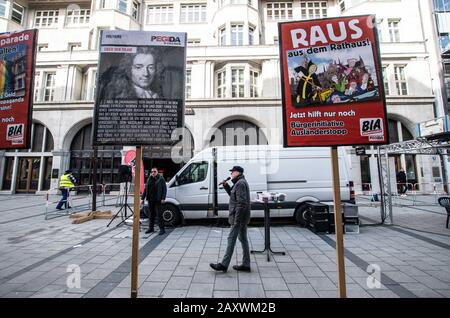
[97,46,185,102]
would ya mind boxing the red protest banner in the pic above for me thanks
[279,15,388,147]
[0,29,38,150]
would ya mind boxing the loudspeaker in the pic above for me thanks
[118,165,132,183]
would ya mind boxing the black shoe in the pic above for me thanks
[56,207,63,210]
[145,228,154,234]
[67,206,72,209]
[210,263,227,272]
[158,229,166,235]
[232,265,251,272]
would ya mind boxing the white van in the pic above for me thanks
[160,145,354,226]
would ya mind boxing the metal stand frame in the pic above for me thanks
[251,200,285,261]
[107,181,134,227]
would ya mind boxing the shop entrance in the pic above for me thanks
[16,157,40,193]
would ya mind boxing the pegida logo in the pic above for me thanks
[151,36,181,44]
[6,123,24,144]
[360,118,383,136]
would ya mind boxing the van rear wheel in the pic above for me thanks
[294,204,309,227]
[161,204,181,227]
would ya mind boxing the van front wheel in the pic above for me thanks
[294,204,309,227]
[161,204,181,227]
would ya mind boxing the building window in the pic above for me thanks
[11,2,25,25]
[69,42,82,51]
[250,70,259,97]
[382,66,389,95]
[147,5,173,24]
[217,69,226,98]
[35,10,59,28]
[267,2,292,21]
[180,3,207,23]
[300,1,327,19]
[388,19,400,42]
[37,44,49,52]
[220,0,251,6]
[34,71,41,101]
[394,65,407,95]
[66,9,90,25]
[249,25,255,45]
[186,69,191,98]
[219,26,226,46]
[231,24,243,46]
[132,0,140,20]
[44,72,56,101]
[118,0,127,13]
[376,19,383,42]
[231,68,244,97]
[0,0,6,17]
[188,38,201,45]
[338,0,345,12]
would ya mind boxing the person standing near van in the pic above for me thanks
[56,170,76,210]
[397,169,407,196]
[141,167,167,235]
[210,166,251,272]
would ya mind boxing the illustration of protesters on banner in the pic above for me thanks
[97,47,164,101]
[294,60,322,106]
[288,44,380,107]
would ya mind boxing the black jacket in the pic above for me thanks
[223,174,251,225]
[141,175,167,202]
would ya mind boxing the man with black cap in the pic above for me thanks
[210,166,251,272]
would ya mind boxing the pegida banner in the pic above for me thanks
[93,30,187,146]
[0,29,38,150]
[279,15,388,147]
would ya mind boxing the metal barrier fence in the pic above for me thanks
[45,185,93,220]
[45,183,136,220]
[355,182,448,207]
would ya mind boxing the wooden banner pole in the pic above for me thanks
[331,146,347,298]
[130,146,142,298]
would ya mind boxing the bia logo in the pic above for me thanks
[6,123,24,142]
[360,118,383,136]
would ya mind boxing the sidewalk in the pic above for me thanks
[0,195,449,298]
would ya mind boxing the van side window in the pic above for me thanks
[177,161,208,186]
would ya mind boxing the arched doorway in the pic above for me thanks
[387,118,417,187]
[208,119,268,146]
[1,122,54,193]
[70,123,122,185]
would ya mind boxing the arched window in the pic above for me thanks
[209,119,268,146]
[70,123,122,185]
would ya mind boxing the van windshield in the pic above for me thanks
[176,161,208,186]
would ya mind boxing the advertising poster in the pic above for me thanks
[93,30,186,145]
[124,150,144,194]
[279,15,388,147]
[0,29,37,150]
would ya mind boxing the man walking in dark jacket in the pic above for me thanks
[141,167,167,235]
[210,166,251,272]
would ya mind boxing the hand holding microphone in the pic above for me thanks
[219,177,231,186]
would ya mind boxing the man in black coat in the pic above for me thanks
[141,167,167,235]
[210,166,251,272]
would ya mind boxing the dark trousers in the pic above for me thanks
[221,223,250,268]
[56,188,69,209]
[148,201,164,230]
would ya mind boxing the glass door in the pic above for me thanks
[16,157,41,193]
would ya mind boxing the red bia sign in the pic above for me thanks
[0,29,38,150]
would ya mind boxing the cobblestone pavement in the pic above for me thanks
[0,194,449,298]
